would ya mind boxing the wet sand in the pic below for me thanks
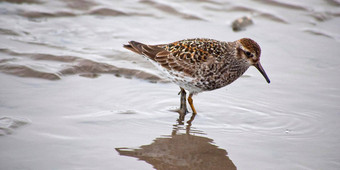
[1,0,340,169]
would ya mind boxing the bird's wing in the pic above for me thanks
[124,39,222,76]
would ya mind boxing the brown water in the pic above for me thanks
[1,0,340,169]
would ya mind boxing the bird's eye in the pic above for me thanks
[245,51,253,58]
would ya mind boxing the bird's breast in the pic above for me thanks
[191,60,249,91]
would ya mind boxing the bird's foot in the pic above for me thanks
[186,112,196,125]
[175,106,187,123]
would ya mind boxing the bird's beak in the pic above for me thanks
[254,62,270,83]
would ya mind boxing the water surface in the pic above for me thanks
[1,0,340,169]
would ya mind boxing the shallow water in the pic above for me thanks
[1,0,340,169]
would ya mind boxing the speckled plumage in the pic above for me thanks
[124,38,270,120]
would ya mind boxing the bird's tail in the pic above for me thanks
[123,41,168,61]
[123,41,144,55]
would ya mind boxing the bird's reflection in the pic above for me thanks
[115,117,236,170]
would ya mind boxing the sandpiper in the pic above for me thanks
[124,38,270,121]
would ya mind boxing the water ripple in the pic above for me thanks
[0,116,31,136]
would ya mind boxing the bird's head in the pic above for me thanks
[237,38,270,83]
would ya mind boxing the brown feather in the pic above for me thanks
[123,44,141,54]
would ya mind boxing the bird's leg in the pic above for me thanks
[188,93,197,114]
[187,93,197,124]
[178,88,188,120]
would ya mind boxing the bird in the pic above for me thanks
[124,38,270,122]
